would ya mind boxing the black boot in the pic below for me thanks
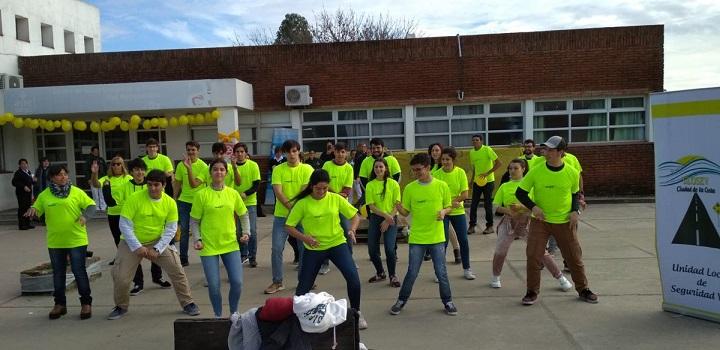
[453,249,461,264]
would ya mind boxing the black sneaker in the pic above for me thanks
[389,300,405,315]
[183,302,200,316]
[181,261,189,267]
[153,279,172,289]
[129,285,143,296]
[249,259,258,268]
[522,290,538,305]
[444,301,458,316]
[107,306,127,320]
[579,289,599,304]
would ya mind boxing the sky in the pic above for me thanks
[86,0,720,91]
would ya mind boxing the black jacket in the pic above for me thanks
[12,169,34,196]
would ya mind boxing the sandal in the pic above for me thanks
[368,273,387,283]
[389,275,401,287]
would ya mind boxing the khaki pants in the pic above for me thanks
[112,240,194,309]
[526,218,588,294]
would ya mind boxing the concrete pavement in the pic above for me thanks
[1,203,719,349]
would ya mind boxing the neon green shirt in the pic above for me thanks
[271,162,314,217]
[233,159,261,206]
[33,186,95,248]
[365,178,401,215]
[113,180,147,210]
[493,179,526,208]
[432,166,469,216]
[120,190,178,244]
[519,163,579,224]
[322,160,354,194]
[100,174,133,215]
[175,159,208,203]
[142,154,174,173]
[286,192,358,251]
[401,178,451,244]
[530,153,582,172]
[359,155,402,179]
[224,162,237,188]
[469,145,498,183]
[190,186,247,256]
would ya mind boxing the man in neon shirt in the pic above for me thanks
[107,170,200,320]
[515,136,598,305]
[141,138,174,196]
[320,142,355,274]
[173,141,208,266]
[232,143,262,267]
[359,138,402,187]
[468,134,502,235]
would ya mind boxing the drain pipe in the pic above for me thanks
[456,34,465,101]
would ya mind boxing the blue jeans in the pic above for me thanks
[177,200,192,264]
[444,214,471,269]
[398,243,452,305]
[239,206,258,259]
[367,214,398,276]
[271,216,304,283]
[48,245,92,306]
[296,243,361,311]
[200,250,244,317]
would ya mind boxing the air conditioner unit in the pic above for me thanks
[0,74,24,89]
[285,85,312,106]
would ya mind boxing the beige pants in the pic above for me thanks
[112,240,194,309]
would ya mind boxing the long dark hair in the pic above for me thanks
[292,169,330,202]
[369,158,391,199]
[427,143,442,169]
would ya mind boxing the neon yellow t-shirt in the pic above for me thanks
[120,190,178,244]
[431,166,469,216]
[365,178,401,215]
[469,145,498,184]
[530,153,582,173]
[521,154,540,170]
[359,155,402,179]
[493,179,526,208]
[142,154,174,173]
[286,192,358,251]
[114,180,147,210]
[190,186,247,256]
[271,162,314,217]
[100,174,133,215]
[33,186,95,248]
[519,163,579,224]
[175,159,208,203]
[224,162,237,188]
[401,179,451,244]
[322,160,354,194]
[233,159,261,206]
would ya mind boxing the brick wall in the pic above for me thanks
[18,25,663,111]
[568,142,654,196]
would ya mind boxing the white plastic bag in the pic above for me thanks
[293,292,347,333]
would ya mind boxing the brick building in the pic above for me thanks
[0,25,662,209]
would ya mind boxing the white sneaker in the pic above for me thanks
[490,276,502,288]
[433,276,439,283]
[319,264,331,275]
[463,269,476,280]
[358,311,368,330]
[558,275,573,292]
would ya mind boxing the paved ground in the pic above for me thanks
[0,203,719,349]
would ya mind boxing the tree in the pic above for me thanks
[311,8,418,43]
[274,13,313,45]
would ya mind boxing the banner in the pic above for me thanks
[651,88,720,323]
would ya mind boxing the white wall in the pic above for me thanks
[0,0,100,74]
[0,124,35,211]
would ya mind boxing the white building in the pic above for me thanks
[0,0,100,211]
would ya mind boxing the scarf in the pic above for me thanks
[50,181,72,198]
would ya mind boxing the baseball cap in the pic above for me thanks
[541,136,567,149]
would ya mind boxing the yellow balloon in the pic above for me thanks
[110,116,122,126]
[90,121,100,133]
[13,118,24,128]
[53,120,61,128]
[61,120,72,132]
[179,115,189,126]
[169,117,178,127]
[74,120,87,131]
[142,120,152,130]
[130,114,141,124]
[23,118,33,128]
[29,119,40,129]
[46,122,56,132]
[211,109,220,119]
[158,118,168,128]
[120,121,130,131]
[150,118,159,127]
[196,114,205,125]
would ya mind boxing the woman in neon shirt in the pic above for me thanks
[490,158,572,292]
[190,159,251,318]
[285,169,367,329]
[365,158,401,287]
[26,164,96,320]
[91,156,131,247]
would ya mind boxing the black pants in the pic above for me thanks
[108,215,163,286]
[469,181,495,227]
[16,192,32,229]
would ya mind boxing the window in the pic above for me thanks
[73,130,99,189]
[238,112,293,156]
[301,108,404,151]
[36,131,69,174]
[415,102,523,149]
[64,30,75,53]
[191,125,218,159]
[41,23,54,48]
[104,130,130,160]
[16,16,30,42]
[0,10,4,36]
[84,36,94,53]
[136,129,168,155]
[533,97,646,143]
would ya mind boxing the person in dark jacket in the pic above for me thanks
[12,158,35,230]
[34,157,51,197]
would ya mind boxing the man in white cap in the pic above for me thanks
[514,136,598,305]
